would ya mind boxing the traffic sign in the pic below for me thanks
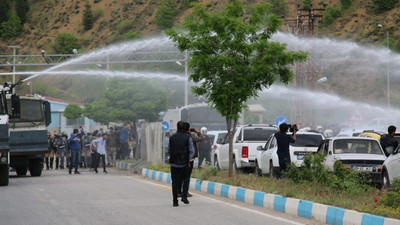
[275,116,288,126]
[161,121,169,131]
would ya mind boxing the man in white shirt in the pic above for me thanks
[91,133,108,174]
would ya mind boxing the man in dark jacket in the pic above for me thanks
[69,129,83,174]
[274,123,296,177]
[169,121,194,207]
[380,125,398,156]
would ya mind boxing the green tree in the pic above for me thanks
[84,78,168,124]
[302,0,311,10]
[1,13,22,38]
[83,1,93,30]
[372,0,398,13]
[15,0,29,24]
[64,104,83,119]
[167,0,307,176]
[269,0,287,16]
[0,0,10,25]
[155,0,177,30]
[339,0,352,10]
[53,33,79,54]
[323,6,341,27]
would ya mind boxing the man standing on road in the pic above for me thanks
[69,129,82,174]
[169,121,194,207]
[92,133,108,174]
[380,125,398,156]
[119,123,130,159]
[107,127,118,167]
[198,127,212,168]
[274,123,296,177]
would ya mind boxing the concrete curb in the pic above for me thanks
[142,168,399,225]
[116,161,132,170]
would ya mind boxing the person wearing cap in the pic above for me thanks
[197,127,212,168]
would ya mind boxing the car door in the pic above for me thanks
[388,147,400,181]
[265,136,277,173]
[219,134,231,169]
[260,136,273,172]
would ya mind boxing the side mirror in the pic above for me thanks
[257,146,263,151]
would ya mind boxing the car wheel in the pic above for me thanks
[29,160,43,177]
[233,157,240,174]
[0,164,9,186]
[256,161,262,176]
[213,155,220,170]
[382,170,390,188]
[269,162,275,178]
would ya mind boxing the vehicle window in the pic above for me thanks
[333,139,383,155]
[317,141,327,155]
[324,141,329,155]
[290,134,323,147]
[270,137,277,149]
[243,128,276,141]
[265,135,273,149]
[8,99,43,122]
[237,130,242,141]
[216,133,227,144]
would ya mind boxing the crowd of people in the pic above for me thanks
[46,123,138,174]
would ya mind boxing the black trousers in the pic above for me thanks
[278,156,291,177]
[94,153,106,172]
[198,150,211,168]
[171,165,188,202]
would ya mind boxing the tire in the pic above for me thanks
[29,160,43,177]
[256,161,263,176]
[0,164,9,186]
[213,155,220,170]
[382,170,390,188]
[269,162,276,178]
[16,166,28,176]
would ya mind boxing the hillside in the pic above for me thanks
[0,0,399,105]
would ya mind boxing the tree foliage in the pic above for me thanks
[15,0,29,24]
[339,0,352,10]
[0,0,10,25]
[268,0,287,16]
[302,0,311,10]
[1,13,22,38]
[167,0,307,176]
[155,0,177,30]
[83,1,93,30]
[53,33,79,54]
[372,0,398,13]
[323,6,341,27]
[84,78,168,124]
[64,104,83,119]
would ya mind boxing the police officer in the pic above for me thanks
[169,121,194,207]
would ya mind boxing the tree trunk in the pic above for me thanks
[227,117,237,177]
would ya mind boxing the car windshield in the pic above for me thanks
[290,134,323,147]
[243,128,276,141]
[333,139,383,155]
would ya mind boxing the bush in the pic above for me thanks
[302,0,311,10]
[340,0,352,10]
[155,0,177,30]
[372,0,398,13]
[64,104,83,119]
[0,0,11,24]
[124,30,141,40]
[53,33,79,54]
[323,6,341,27]
[116,19,133,34]
[1,14,22,38]
[92,8,104,22]
[15,0,29,24]
[200,166,218,181]
[268,0,287,16]
[380,178,400,208]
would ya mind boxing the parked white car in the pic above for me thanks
[382,145,400,187]
[255,131,324,177]
[207,131,227,166]
[215,124,277,172]
[317,137,386,185]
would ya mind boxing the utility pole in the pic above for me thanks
[7,46,21,93]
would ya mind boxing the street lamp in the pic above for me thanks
[27,82,32,95]
[378,24,390,107]
[175,51,189,107]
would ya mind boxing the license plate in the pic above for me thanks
[352,166,372,172]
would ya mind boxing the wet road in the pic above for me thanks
[0,168,321,225]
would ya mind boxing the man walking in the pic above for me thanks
[169,121,194,207]
[119,123,130,159]
[274,123,296,177]
[69,129,82,174]
[92,133,108,173]
[380,125,398,156]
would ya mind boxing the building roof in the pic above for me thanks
[43,96,84,106]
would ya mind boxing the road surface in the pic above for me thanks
[0,169,322,225]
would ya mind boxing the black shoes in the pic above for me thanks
[177,193,182,198]
[95,169,98,173]
[187,192,193,198]
[103,170,108,174]
[173,201,179,207]
[69,170,72,174]
[181,198,189,204]
[74,171,81,174]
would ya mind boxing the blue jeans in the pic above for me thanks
[71,149,80,172]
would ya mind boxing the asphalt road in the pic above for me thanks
[0,168,322,225]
